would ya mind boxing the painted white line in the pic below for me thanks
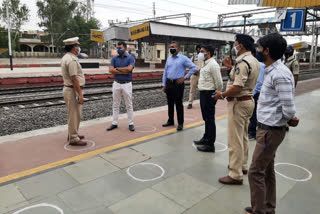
[127,162,165,182]
[135,125,157,133]
[192,142,228,152]
[275,162,312,182]
[13,203,64,214]
[64,140,96,152]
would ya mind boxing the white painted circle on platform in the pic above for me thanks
[135,125,157,133]
[64,140,95,152]
[184,116,198,121]
[127,162,165,182]
[192,142,228,152]
[275,163,312,182]
[13,203,64,214]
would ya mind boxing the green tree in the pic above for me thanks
[36,0,78,53]
[0,0,30,32]
[68,15,101,52]
[0,0,29,50]
[37,0,101,54]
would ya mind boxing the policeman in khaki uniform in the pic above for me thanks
[61,37,86,146]
[187,45,203,109]
[284,45,299,87]
[213,34,260,185]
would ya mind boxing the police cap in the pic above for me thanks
[63,37,80,46]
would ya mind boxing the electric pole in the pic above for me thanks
[6,2,13,70]
[153,2,156,19]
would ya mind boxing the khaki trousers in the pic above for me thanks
[249,128,286,214]
[188,75,199,104]
[63,87,82,143]
[227,99,254,180]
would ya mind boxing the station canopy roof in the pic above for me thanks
[104,21,239,43]
[193,17,278,28]
[228,0,320,8]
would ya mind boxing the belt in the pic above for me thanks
[64,85,83,89]
[257,122,286,130]
[166,78,177,83]
[115,80,132,84]
[226,96,252,102]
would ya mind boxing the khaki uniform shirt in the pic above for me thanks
[191,54,204,74]
[226,52,260,97]
[285,55,299,75]
[61,52,85,86]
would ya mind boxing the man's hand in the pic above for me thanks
[287,117,299,127]
[162,86,166,93]
[78,94,84,104]
[212,90,223,100]
[177,77,185,84]
[222,56,232,69]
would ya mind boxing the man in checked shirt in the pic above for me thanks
[244,33,299,214]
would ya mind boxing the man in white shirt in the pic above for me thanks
[193,45,223,152]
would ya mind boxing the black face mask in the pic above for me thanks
[170,48,177,55]
[256,50,266,62]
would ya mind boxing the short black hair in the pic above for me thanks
[117,41,127,48]
[235,34,255,52]
[201,45,215,57]
[64,44,76,52]
[257,33,287,61]
[170,41,180,48]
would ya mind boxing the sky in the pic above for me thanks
[16,0,261,30]
[1,0,312,43]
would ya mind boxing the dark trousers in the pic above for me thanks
[248,93,260,137]
[200,90,217,143]
[165,79,185,125]
[248,127,286,214]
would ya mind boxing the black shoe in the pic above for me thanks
[194,137,208,145]
[187,104,192,109]
[162,122,174,127]
[129,125,135,131]
[248,134,256,140]
[177,124,183,131]
[286,126,289,132]
[197,144,215,152]
[244,207,253,214]
[107,124,118,131]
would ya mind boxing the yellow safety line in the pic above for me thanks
[0,114,227,184]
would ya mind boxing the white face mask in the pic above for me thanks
[232,45,239,56]
[198,52,205,61]
[78,47,81,55]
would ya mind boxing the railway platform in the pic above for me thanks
[0,78,319,214]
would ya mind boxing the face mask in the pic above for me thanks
[117,48,125,56]
[170,48,177,55]
[198,52,205,61]
[78,47,81,55]
[256,50,265,62]
[232,45,239,56]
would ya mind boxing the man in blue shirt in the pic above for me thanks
[248,61,265,140]
[107,41,135,132]
[162,41,197,131]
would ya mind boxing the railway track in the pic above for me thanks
[1,69,319,110]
